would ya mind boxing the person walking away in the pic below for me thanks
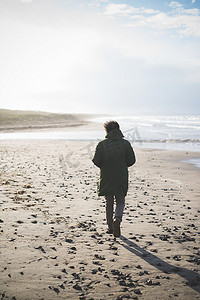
[92,121,136,237]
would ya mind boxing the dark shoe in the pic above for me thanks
[113,220,121,237]
[106,228,113,234]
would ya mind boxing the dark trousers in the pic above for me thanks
[105,195,125,230]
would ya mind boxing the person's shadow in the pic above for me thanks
[118,235,200,293]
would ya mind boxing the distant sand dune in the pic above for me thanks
[0,109,97,132]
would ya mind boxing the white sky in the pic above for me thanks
[0,0,200,114]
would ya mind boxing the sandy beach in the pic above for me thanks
[0,139,200,300]
[1,0,200,297]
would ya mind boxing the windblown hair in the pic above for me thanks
[103,121,120,134]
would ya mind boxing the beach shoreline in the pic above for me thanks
[0,140,199,299]
[0,120,103,133]
[0,112,199,154]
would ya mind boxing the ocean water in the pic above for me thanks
[91,114,200,142]
[0,114,200,151]
[182,158,200,169]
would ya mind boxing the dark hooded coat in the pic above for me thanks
[92,129,136,196]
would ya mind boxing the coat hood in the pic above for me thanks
[105,128,124,140]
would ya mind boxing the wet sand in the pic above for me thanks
[0,140,200,300]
